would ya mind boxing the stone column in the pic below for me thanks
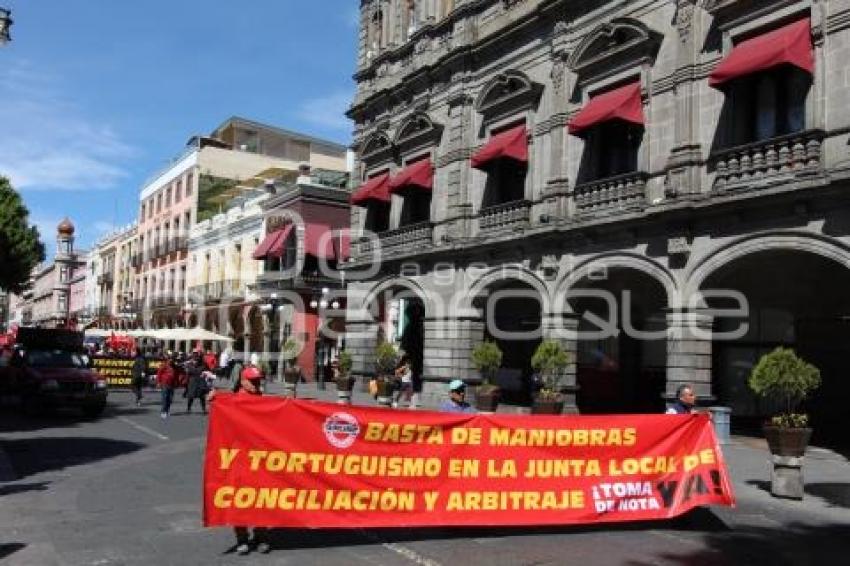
[346,316,380,387]
[665,309,714,405]
[421,316,484,407]
[541,311,580,413]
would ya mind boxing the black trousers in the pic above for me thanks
[234,526,267,545]
[187,395,206,412]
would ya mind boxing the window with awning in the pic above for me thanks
[388,158,433,194]
[568,82,644,136]
[471,124,528,169]
[710,18,813,147]
[252,225,294,260]
[389,158,433,227]
[569,82,644,183]
[350,172,391,205]
[708,18,813,88]
[472,124,529,208]
[351,172,391,233]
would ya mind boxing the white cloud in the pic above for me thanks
[297,91,354,134]
[0,61,134,191]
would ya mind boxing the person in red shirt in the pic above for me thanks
[156,355,179,419]
[204,350,218,372]
[232,353,269,554]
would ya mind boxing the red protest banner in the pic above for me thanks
[203,394,735,528]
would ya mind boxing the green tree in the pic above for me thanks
[0,176,45,294]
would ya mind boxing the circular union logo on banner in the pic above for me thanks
[323,412,360,449]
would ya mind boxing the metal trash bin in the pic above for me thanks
[709,406,731,444]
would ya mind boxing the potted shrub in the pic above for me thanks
[471,341,502,412]
[748,346,821,457]
[373,341,398,406]
[530,340,570,414]
[334,351,356,404]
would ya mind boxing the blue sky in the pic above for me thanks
[0,1,359,253]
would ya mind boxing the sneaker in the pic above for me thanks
[136,400,142,407]
[236,543,251,555]
[160,412,167,419]
[256,542,271,554]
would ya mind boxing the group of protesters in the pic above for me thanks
[128,347,246,419]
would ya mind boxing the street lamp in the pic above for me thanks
[0,8,13,45]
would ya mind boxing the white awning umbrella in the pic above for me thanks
[182,326,235,342]
[84,329,114,338]
[126,329,162,339]
[143,327,234,342]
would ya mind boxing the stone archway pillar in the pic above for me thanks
[421,315,485,408]
[346,314,381,386]
[665,308,714,405]
[541,311,580,414]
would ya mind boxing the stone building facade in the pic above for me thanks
[345,0,850,437]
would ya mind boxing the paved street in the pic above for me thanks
[1,385,849,566]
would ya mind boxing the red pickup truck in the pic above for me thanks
[0,328,108,417]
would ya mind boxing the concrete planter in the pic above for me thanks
[764,426,812,457]
[764,426,813,500]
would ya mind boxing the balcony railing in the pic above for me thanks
[205,281,224,301]
[358,221,434,257]
[710,129,825,191]
[574,172,648,214]
[254,271,339,294]
[97,273,113,286]
[478,199,532,234]
[222,279,245,299]
[170,236,188,252]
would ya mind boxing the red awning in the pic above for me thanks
[568,82,644,136]
[252,225,294,260]
[350,172,391,205]
[388,159,433,194]
[709,18,813,88]
[471,124,528,170]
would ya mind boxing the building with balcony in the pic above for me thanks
[136,116,349,331]
[251,167,351,381]
[345,0,850,439]
[85,224,139,329]
[186,189,267,351]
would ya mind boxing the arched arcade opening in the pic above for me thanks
[701,249,850,447]
[567,267,668,414]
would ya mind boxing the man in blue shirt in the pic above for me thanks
[438,379,476,413]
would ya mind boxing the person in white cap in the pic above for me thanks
[438,379,476,413]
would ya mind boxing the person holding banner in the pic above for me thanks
[439,379,476,413]
[666,384,697,415]
[209,352,270,554]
